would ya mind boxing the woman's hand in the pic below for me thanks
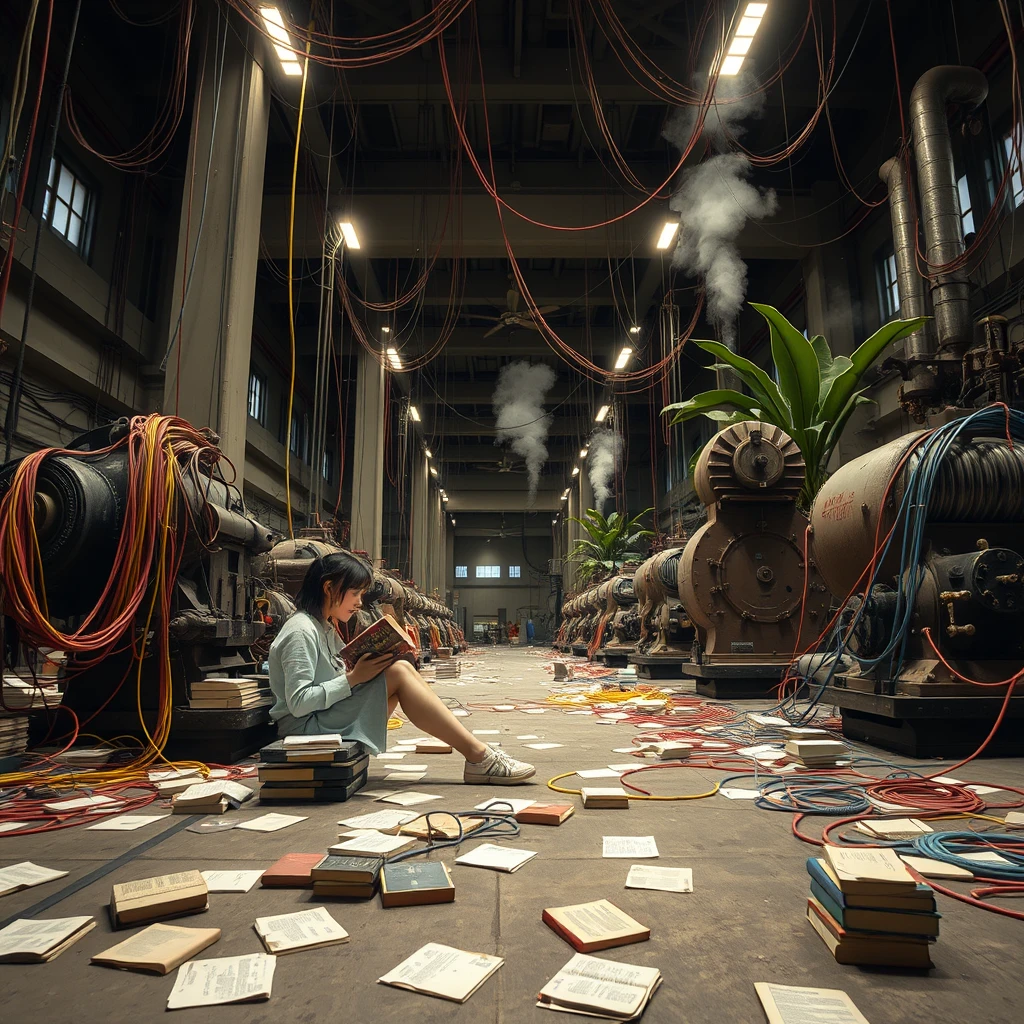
[346,653,394,686]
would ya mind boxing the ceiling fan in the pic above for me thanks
[465,276,559,338]
[473,455,528,474]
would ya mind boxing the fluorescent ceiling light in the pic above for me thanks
[561,494,568,501]
[425,448,433,458]
[409,406,421,422]
[629,325,640,334]
[614,347,633,370]
[745,2,769,14]
[430,467,438,477]
[338,221,360,249]
[381,325,391,334]
[719,54,745,75]
[442,495,448,502]
[656,221,679,249]
[735,15,763,36]
[280,61,303,77]
[552,518,557,524]
[571,467,580,477]
[595,405,610,423]
[451,518,456,525]
[579,448,588,458]
[259,7,303,76]
[728,36,753,55]
[386,348,402,370]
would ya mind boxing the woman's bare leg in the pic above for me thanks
[384,660,487,761]
[387,694,399,718]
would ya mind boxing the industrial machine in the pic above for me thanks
[596,567,642,667]
[0,417,279,761]
[809,411,1024,756]
[678,421,831,698]
[629,542,695,679]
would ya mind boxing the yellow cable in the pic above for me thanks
[283,28,313,540]
[387,717,403,730]
[546,770,721,801]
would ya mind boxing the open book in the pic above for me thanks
[341,615,415,671]
[378,943,503,1003]
[538,953,662,1020]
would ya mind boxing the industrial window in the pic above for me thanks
[322,448,333,483]
[475,565,501,578]
[42,156,93,254]
[455,565,468,578]
[289,410,306,461]
[957,174,975,237]
[248,370,267,425]
[876,249,899,321]
[1002,132,1024,208]
[508,565,521,578]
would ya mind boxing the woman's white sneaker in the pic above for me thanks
[464,746,536,785]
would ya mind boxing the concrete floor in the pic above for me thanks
[2,647,1023,1023]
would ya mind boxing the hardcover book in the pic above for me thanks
[381,861,455,907]
[109,871,208,928]
[542,899,650,953]
[806,898,934,969]
[260,853,324,888]
[340,615,415,671]
[515,804,575,826]
[310,855,383,885]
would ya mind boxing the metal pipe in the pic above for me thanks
[909,66,988,357]
[880,156,935,397]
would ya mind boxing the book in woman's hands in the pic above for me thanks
[538,953,662,1020]
[340,615,415,671]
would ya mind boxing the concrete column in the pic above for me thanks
[162,24,269,488]
[411,451,429,590]
[351,348,385,560]
[579,467,594,520]
[432,492,446,600]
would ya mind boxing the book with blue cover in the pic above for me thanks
[808,880,940,938]
[380,860,455,907]
[806,858,935,911]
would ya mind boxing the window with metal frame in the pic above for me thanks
[248,370,267,425]
[475,565,501,578]
[1002,132,1024,208]
[508,565,521,578]
[876,249,899,321]
[455,565,468,578]
[43,156,93,254]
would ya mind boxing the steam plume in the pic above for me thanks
[492,361,557,499]
[587,429,623,510]
[662,73,777,348]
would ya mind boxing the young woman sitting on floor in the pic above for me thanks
[268,551,536,785]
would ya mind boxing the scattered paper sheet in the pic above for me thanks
[607,764,640,772]
[565,710,594,716]
[393,764,429,772]
[612,747,641,754]
[376,753,407,760]
[472,730,500,735]
[960,850,1013,866]
[525,743,563,750]
[493,705,516,712]
[522,709,546,714]
[453,709,469,717]
[254,907,348,954]
[339,810,419,830]
[701,742,731,750]
[737,745,784,757]
[966,785,1003,795]
[1005,811,1024,825]
[625,865,692,892]
[578,768,625,780]
[719,788,761,800]
[378,943,503,1003]
[454,843,537,873]
[200,870,264,893]
[42,794,121,813]
[931,775,963,785]
[384,772,425,782]
[517,735,540,740]
[166,953,276,1010]
[603,836,659,859]
[148,769,202,782]
[185,818,238,834]
[0,822,26,834]
[333,832,414,856]
[0,916,94,959]
[474,798,536,814]
[0,862,69,896]
[85,815,168,831]
[754,983,870,1024]
[378,791,442,807]
[235,813,307,832]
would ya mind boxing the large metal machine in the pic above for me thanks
[809,420,1024,756]
[678,421,831,698]
[629,542,695,679]
[0,418,279,760]
[596,568,642,667]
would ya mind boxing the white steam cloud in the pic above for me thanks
[662,73,777,348]
[492,361,557,500]
[587,429,623,510]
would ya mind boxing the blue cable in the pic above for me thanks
[912,831,1024,881]
[386,809,521,864]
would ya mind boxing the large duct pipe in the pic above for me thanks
[910,66,988,357]
[880,156,936,399]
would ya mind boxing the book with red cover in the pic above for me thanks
[542,899,650,953]
[260,853,323,888]
[340,615,415,671]
[516,804,575,826]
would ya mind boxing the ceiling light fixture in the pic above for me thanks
[381,325,391,334]
[614,346,633,370]
[451,518,456,525]
[629,325,640,334]
[430,467,438,477]
[561,494,568,502]
[409,405,420,422]
[715,2,768,77]
[425,448,433,458]
[579,448,588,458]
[571,466,580,477]
[552,518,557,525]
[656,221,679,249]
[259,7,303,76]
[385,347,402,370]
[338,221,360,249]
[595,405,610,423]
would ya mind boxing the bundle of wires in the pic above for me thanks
[385,808,520,864]
[0,414,227,812]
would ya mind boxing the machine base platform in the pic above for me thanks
[628,653,690,679]
[823,685,1024,758]
[682,662,789,700]
[571,644,589,658]
[599,648,632,667]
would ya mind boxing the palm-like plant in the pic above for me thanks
[569,508,653,587]
[662,303,928,508]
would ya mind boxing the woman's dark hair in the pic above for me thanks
[295,552,374,617]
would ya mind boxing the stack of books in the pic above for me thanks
[415,738,453,754]
[1,677,60,759]
[784,738,848,767]
[806,846,939,969]
[188,677,272,711]
[170,780,255,815]
[434,660,460,680]
[256,737,368,802]
[310,855,383,899]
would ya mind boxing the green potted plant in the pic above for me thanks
[568,508,654,588]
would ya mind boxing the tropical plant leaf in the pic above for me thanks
[662,389,764,424]
[821,391,875,463]
[819,316,927,424]
[694,339,792,427]
[751,303,820,428]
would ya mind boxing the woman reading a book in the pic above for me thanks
[268,553,535,784]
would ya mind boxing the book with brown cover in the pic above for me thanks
[260,853,324,888]
[340,615,415,671]
[91,924,221,975]
[806,898,934,969]
[109,871,209,929]
[542,899,650,953]
[516,803,575,826]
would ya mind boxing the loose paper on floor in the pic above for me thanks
[200,870,265,893]
[86,815,168,832]
[474,798,536,814]
[234,813,307,832]
[455,843,537,873]
[339,810,419,830]
[754,983,871,1024]
[378,943,504,1003]
[377,791,442,807]
[166,953,276,1010]
[602,836,659,859]
[525,743,563,750]
[625,865,693,893]
[0,861,68,896]
[254,907,348,954]
[578,768,625,780]
[0,916,94,958]
[384,772,425,782]
[719,788,761,800]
